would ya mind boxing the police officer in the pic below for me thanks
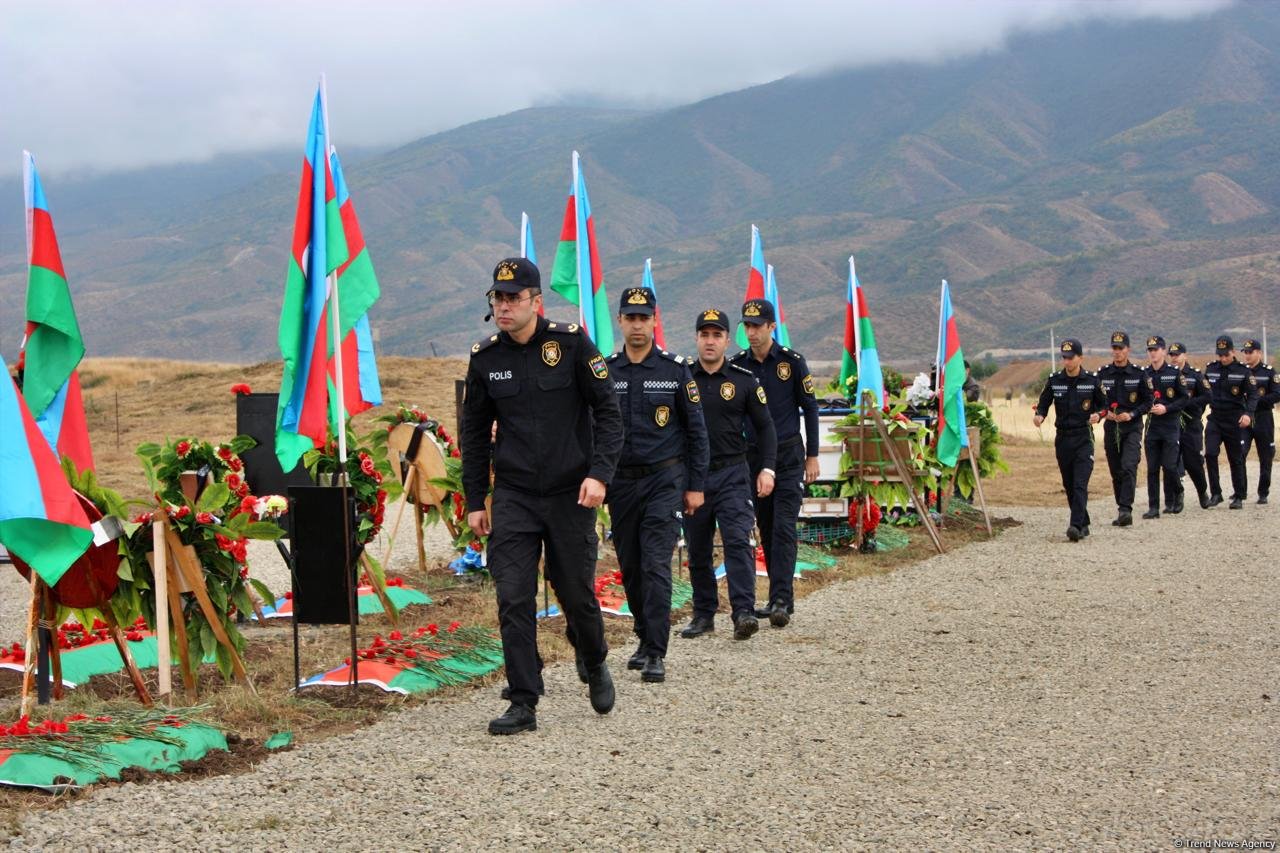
[1170,342,1213,508]
[1034,339,1106,541]
[606,287,709,684]
[1239,338,1277,504]
[679,308,777,642]
[1204,335,1259,509]
[1141,335,1189,518]
[461,258,622,735]
[729,299,819,627]
[1097,331,1152,526]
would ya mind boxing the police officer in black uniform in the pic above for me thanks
[1170,342,1213,509]
[1034,339,1106,541]
[461,258,623,735]
[1204,335,1259,509]
[1239,338,1277,504]
[729,299,819,627]
[1097,331,1152,526]
[1141,335,1190,517]
[606,287,709,684]
[679,308,777,642]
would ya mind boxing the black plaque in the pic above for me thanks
[236,392,313,498]
[287,486,361,625]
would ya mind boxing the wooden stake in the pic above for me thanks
[166,528,255,695]
[152,518,171,699]
[42,584,63,701]
[103,609,153,707]
[19,574,41,718]
[865,397,945,554]
[378,467,416,567]
[413,501,427,576]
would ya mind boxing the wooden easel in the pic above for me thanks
[382,422,458,575]
[941,426,993,537]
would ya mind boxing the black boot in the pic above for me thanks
[1066,526,1081,542]
[1207,493,1223,507]
[679,615,715,638]
[1112,512,1133,527]
[1198,490,1211,509]
[1229,497,1243,509]
[733,612,759,640]
[587,664,615,714]
[1141,508,1159,520]
[640,655,665,683]
[574,650,589,684]
[627,643,646,671]
[488,703,536,735]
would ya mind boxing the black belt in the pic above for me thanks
[1057,425,1092,434]
[709,454,745,472]
[615,456,681,480]
[778,435,803,449]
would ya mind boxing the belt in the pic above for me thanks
[1057,425,1092,434]
[709,454,745,472]
[615,456,681,480]
[778,435,803,449]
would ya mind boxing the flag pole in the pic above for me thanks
[850,256,862,374]
[520,212,529,258]
[572,151,587,334]
[936,280,947,396]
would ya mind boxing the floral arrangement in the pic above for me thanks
[0,706,208,770]
[953,401,1009,499]
[230,384,252,396]
[593,570,624,598]
[834,397,936,510]
[347,623,502,686]
[369,404,470,550]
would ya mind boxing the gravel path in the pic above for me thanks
[6,499,1278,849]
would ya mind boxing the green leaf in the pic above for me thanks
[242,520,284,540]
[198,620,217,662]
[196,482,231,513]
[228,434,258,455]
[249,578,276,605]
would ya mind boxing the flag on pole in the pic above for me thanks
[641,258,667,350]
[764,264,791,347]
[550,151,612,353]
[735,224,768,348]
[935,279,969,467]
[838,258,858,393]
[275,83,352,472]
[851,257,885,408]
[520,211,543,317]
[326,147,382,418]
[0,358,93,586]
[19,152,94,474]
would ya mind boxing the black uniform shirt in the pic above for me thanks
[691,359,777,470]
[1177,364,1212,420]
[1143,362,1190,427]
[461,317,622,512]
[607,346,710,491]
[1247,362,1279,411]
[1097,361,1152,423]
[1204,359,1259,418]
[729,343,820,457]
[1035,368,1107,431]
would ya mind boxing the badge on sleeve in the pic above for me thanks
[589,354,609,379]
[686,381,701,403]
[777,362,792,381]
[802,374,815,395]
[756,386,768,405]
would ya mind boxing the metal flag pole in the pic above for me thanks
[572,151,588,335]
[520,211,529,258]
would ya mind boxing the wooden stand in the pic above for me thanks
[941,426,993,537]
[383,422,458,575]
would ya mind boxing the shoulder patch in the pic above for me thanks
[783,347,805,361]
[605,352,621,363]
[728,350,747,362]
[657,350,684,365]
[589,354,609,380]
[471,334,500,355]
[756,385,768,405]
[685,380,700,404]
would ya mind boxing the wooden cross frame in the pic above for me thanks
[941,426,993,537]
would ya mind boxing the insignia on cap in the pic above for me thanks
[720,382,736,401]
[703,309,721,320]
[627,288,648,305]
[1061,343,1072,353]
[496,260,517,281]
[1147,337,1158,348]
[1112,333,1125,344]
[744,303,762,317]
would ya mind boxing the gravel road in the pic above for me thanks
[5,500,1278,849]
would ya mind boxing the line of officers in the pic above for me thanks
[1033,331,1277,542]
[461,258,820,735]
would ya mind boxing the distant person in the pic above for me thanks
[1097,331,1152,527]
[1140,336,1189,518]
[1203,335,1259,509]
[1239,338,1277,504]
[1033,339,1105,541]
[1169,342,1213,509]
[963,360,981,403]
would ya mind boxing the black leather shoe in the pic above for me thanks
[640,655,665,683]
[1114,512,1133,527]
[1207,493,1223,507]
[1142,508,1159,520]
[1080,525,1089,538]
[1258,496,1269,505]
[1066,526,1081,542]
[768,601,790,628]
[1198,491,1212,509]
[575,650,589,684]
[1166,500,1182,514]
[733,612,759,640]
[1229,497,1243,509]
[627,644,646,671]
[488,703,536,735]
[587,664,615,714]
[679,615,715,639]
[753,604,774,619]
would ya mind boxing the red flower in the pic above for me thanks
[196,512,214,525]
[449,448,460,459]
[226,472,244,492]
[389,630,403,641]
[360,456,376,477]
[175,440,192,457]
[125,630,143,642]
[228,457,243,472]
[1110,402,1119,410]
[239,495,258,515]
[426,624,439,636]
[1153,390,1162,400]
[230,383,252,396]
[172,505,191,519]
[404,649,417,659]
[448,621,461,633]
[216,446,233,461]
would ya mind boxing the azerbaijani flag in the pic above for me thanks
[764,264,791,347]
[935,279,969,467]
[850,257,885,409]
[19,152,94,475]
[276,82,352,472]
[550,151,612,353]
[838,258,858,393]
[641,258,667,350]
[0,359,93,586]
[326,147,382,418]
[735,224,768,348]
[520,211,543,317]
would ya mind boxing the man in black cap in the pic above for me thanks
[1204,335,1259,509]
[1141,335,1190,517]
[1170,342,1213,508]
[1034,339,1106,541]
[461,257,622,735]
[1239,338,1277,504]
[729,299,819,627]
[680,308,777,642]
[1097,331,1152,526]
[605,286,709,684]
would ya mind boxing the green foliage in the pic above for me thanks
[970,358,999,381]
[953,402,1010,499]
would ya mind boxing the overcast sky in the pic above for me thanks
[0,0,1229,178]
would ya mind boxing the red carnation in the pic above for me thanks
[426,624,439,636]
[1153,390,1162,400]
[389,630,403,641]
[450,448,460,459]
[404,649,417,659]
[216,446,233,461]
[228,457,243,472]
[196,512,214,525]
[230,383,252,396]
[226,472,244,492]
[448,621,461,633]
[172,505,191,519]
[175,440,192,457]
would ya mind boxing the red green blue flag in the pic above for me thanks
[641,258,667,350]
[0,358,93,586]
[839,258,858,393]
[764,264,791,347]
[849,256,885,408]
[19,152,94,475]
[736,224,768,348]
[935,279,969,467]
[550,151,612,353]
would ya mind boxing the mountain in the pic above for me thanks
[2,2,1278,366]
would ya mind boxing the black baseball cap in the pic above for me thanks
[1241,338,1260,352]
[741,299,776,325]
[1060,339,1083,358]
[696,307,730,332]
[1168,342,1187,356]
[618,287,656,316]
[1145,335,1166,351]
[1216,335,1233,354]
[1110,331,1130,348]
[491,257,540,295]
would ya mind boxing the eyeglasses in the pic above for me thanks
[487,291,534,307]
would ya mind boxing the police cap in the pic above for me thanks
[619,287,656,316]
[1060,339,1083,358]
[1168,342,1187,356]
[1145,335,1166,351]
[1110,331,1130,348]
[1216,335,1233,354]
[696,307,730,332]
[741,299,776,325]
[1241,338,1260,353]
[491,257,540,295]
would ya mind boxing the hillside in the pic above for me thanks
[2,3,1278,364]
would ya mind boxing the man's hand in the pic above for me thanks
[1239,414,1253,428]
[803,457,820,484]
[1152,403,1167,416]
[1033,414,1045,428]
[756,470,775,497]
[683,491,705,516]
[467,510,490,538]
[578,477,607,508]
[1088,413,1101,425]
[1117,411,1132,423]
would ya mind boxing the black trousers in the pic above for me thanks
[685,462,757,621]
[1241,408,1275,499]
[1055,429,1093,530]
[749,440,805,610]
[1103,421,1142,513]
[608,464,684,659]
[1206,415,1248,500]
[1176,418,1207,498]
[488,488,607,708]
[1144,425,1181,510]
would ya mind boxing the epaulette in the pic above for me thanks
[728,349,747,361]
[605,352,621,363]
[780,346,805,361]
[470,334,500,355]
[728,363,754,376]
[657,350,686,365]
[545,321,581,336]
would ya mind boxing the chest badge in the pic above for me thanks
[720,382,736,401]
[1129,391,1137,403]
[777,362,792,381]
[655,405,670,427]
[541,341,561,367]
[1082,399,1091,411]
[1232,385,1240,396]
